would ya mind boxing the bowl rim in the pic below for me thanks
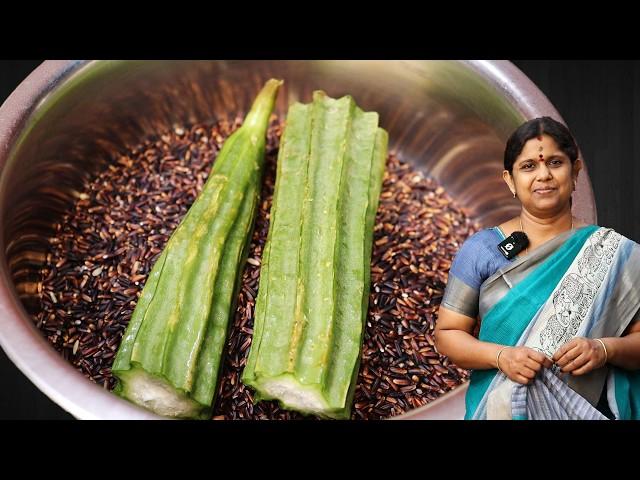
[0,60,596,420]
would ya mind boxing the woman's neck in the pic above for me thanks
[519,206,574,245]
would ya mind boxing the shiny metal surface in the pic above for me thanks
[0,60,597,419]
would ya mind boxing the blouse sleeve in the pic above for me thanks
[441,232,490,319]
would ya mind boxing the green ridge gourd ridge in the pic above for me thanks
[242,91,388,419]
[112,79,283,419]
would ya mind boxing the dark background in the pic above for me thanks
[0,60,639,419]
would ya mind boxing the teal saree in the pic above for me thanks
[464,226,640,420]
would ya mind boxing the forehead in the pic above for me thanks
[517,135,563,160]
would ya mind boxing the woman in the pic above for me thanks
[434,117,640,420]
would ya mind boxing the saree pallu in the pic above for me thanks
[464,226,640,420]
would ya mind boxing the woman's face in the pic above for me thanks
[503,134,581,217]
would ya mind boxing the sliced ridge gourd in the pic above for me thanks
[242,91,388,419]
[323,108,384,416]
[243,92,353,414]
[190,175,259,406]
[112,78,282,419]
[294,92,354,393]
[241,102,314,392]
[338,127,388,416]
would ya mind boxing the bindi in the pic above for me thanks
[537,136,544,161]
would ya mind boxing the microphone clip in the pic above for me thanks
[498,231,529,260]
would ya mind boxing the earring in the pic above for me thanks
[512,190,516,198]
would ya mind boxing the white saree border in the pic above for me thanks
[483,227,623,419]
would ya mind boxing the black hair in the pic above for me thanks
[504,116,579,174]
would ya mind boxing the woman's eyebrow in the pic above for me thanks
[516,157,535,164]
[544,153,567,160]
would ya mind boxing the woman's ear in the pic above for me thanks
[503,170,515,197]
[572,159,582,190]
[573,158,583,179]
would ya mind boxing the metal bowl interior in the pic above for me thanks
[0,60,597,419]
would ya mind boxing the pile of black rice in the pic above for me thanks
[34,116,479,419]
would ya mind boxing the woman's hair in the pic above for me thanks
[504,116,579,174]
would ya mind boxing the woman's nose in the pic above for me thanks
[536,163,553,180]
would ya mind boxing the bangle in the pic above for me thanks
[596,338,608,366]
[496,347,507,374]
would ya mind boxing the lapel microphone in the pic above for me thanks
[498,231,529,260]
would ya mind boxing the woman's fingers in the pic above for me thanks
[503,347,555,386]
[571,360,597,376]
[555,345,582,368]
[561,352,589,373]
[527,349,553,368]
[525,358,543,372]
[552,339,578,362]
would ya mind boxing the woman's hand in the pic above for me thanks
[498,346,553,385]
[552,337,607,376]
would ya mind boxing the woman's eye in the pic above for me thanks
[521,163,534,169]
[549,159,563,166]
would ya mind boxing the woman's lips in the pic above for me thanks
[533,187,556,195]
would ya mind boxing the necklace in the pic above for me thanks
[519,216,574,257]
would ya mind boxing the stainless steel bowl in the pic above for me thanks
[0,60,597,419]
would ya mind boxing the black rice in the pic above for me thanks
[33,115,479,419]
